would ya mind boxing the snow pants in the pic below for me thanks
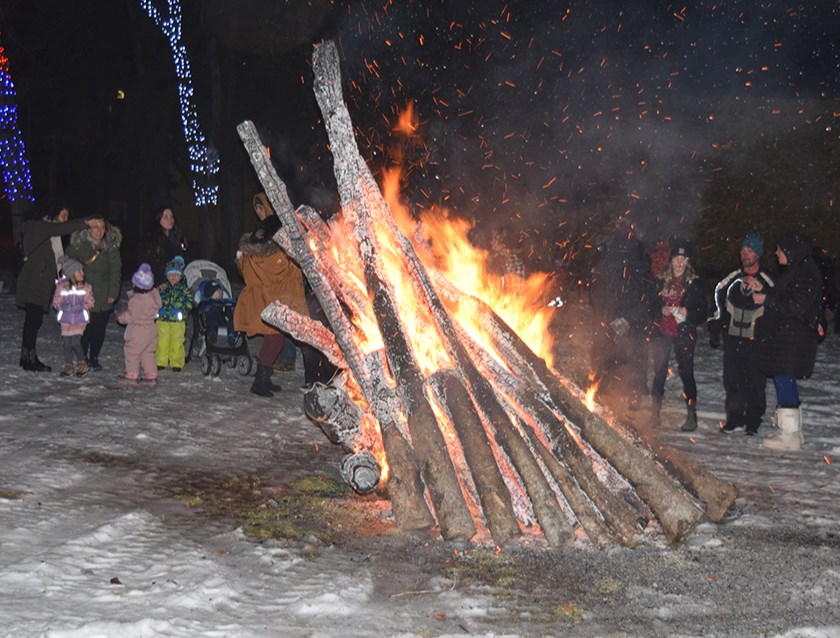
[156,320,186,368]
[723,335,767,429]
[124,322,158,380]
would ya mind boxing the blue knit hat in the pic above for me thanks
[740,233,764,258]
[165,258,184,278]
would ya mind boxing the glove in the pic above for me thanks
[708,319,721,349]
[609,317,630,337]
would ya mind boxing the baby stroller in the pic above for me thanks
[184,259,253,378]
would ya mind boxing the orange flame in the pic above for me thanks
[394,100,419,135]
[585,372,599,411]
[382,166,556,369]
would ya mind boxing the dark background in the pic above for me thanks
[1,0,837,279]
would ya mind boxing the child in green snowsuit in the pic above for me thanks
[156,256,193,370]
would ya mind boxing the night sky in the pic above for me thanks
[1,0,838,269]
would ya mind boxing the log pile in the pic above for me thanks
[236,40,737,548]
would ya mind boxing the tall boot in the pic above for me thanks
[29,349,52,372]
[20,347,51,372]
[250,365,274,397]
[19,346,32,370]
[650,395,663,428]
[681,402,697,432]
[761,406,802,450]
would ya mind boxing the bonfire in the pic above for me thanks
[236,41,737,549]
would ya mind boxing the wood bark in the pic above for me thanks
[233,40,738,548]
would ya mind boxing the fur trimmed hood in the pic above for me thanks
[237,232,284,256]
[70,223,123,250]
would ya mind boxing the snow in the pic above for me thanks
[2,291,840,637]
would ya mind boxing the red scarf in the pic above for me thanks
[659,278,686,337]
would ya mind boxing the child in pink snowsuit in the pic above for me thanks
[115,263,162,384]
[53,256,95,377]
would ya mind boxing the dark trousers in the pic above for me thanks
[722,335,767,428]
[62,335,85,364]
[651,331,697,404]
[258,332,286,366]
[82,310,111,362]
[21,303,45,350]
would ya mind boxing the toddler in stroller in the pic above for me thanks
[184,260,253,377]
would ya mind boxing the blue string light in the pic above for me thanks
[139,0,219,206]
[0,36,35,204]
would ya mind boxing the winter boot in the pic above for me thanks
[266,367,283,392]
[650,395,663,428]
[681,403,698,432]
[19,346,32,370]
[22,347,51,372]
[761,406,803,450]
[250,365,274,397]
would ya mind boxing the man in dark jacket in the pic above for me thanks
[750,231,823,450]
[708,234,775,435]
[589,218,658,411]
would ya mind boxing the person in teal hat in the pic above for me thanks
[708,233,775,435]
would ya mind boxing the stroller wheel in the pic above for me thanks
[201,355,211,376]
[211,355,222,377]
[251,356,260,376]
[227,356,237,369]
[236,355,253,376]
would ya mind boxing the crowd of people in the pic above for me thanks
[14,195,336,396]
[13,200,830,447]
[588,217,827,451]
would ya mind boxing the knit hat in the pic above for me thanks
[740,233,764,258]
[202,279,222,300]
[132,263,154,290]
[58,256,84,279]
[669,237,692,260]
[165,258,185,278]
[171,255,186,269]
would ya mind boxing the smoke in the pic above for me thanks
[288,0,837,264]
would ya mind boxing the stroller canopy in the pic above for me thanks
[184,260,233,300]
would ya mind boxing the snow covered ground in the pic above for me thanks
[1,291,839,638]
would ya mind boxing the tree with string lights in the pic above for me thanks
[0,33,35,242]
[139,0,218,207]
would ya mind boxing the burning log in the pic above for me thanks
[239,128,437,537]
[235,40,737,548]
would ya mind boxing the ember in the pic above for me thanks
[237,41,737,549]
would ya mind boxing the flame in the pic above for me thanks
[394,100,419,135]
[585,372,599,412]
[382,166,555,370]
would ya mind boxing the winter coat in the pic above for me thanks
[757,233,823,379]
[158,279,194,322]
[52,279,95,337]
[654,274,707,339]
[15,217,89,310]
[709,266,774,343]
[233,217,308,337]
[590,232,658,335]
[143,227,188,284]
[65,225,123,313]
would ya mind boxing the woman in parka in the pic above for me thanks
[16,206,99,371]
[750,231,823,450]
[234,192,308,397]
[66,218,122,370]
